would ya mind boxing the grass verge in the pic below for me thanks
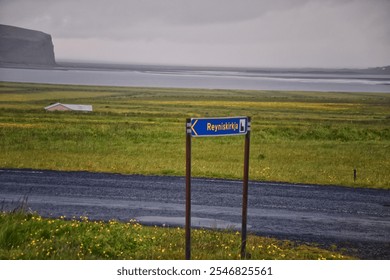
[0,211,353,260]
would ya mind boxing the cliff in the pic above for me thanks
[0,24,56,66]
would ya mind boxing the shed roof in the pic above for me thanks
[44,103,93,112]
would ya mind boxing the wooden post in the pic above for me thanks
[241,117,251,259]
[185,119,192,260]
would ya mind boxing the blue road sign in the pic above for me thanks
[189,116,249,137]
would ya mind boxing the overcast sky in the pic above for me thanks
[1,0,389,68]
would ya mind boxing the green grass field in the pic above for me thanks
[0,211,352,260]
[1,82,389,188]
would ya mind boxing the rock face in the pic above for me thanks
[0,24,56,66]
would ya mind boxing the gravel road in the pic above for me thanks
[1,169,389,259]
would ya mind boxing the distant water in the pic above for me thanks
[1,66,389,92]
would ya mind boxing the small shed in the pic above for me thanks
[44,103,93,112]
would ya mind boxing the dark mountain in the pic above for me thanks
[0,24,56,66]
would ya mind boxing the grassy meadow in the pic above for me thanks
[0,82,389,188]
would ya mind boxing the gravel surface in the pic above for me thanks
[1,169,389,259]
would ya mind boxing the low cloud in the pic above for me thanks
[1,0,389,67]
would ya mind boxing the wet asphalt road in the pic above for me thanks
[1,169,389,259]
